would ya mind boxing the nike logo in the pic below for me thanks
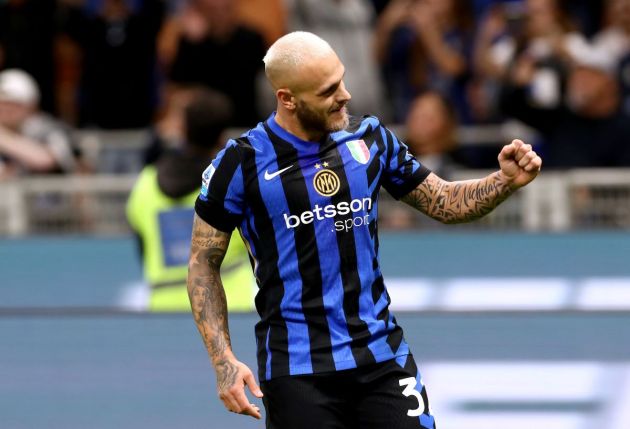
[264,165,293,180]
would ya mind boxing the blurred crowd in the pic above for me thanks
[1,0,630,181]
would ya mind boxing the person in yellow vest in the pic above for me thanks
[127,88,255,312]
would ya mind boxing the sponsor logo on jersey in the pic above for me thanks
[346,139,370,164]
[283,198,372,232]
[313,169,340,197]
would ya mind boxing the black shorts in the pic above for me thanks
[261,354,436,429]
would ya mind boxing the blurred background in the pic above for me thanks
[1,0,629,428]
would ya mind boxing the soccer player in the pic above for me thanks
[188,31,542,428]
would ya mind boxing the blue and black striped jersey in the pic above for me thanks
[195,113,430,381]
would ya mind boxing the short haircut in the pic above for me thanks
[263,31,334,86]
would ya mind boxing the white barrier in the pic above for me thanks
[1,169,630,236]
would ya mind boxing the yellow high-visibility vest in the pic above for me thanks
[126,165,255,312]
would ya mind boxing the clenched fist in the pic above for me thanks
[498,139,542,189]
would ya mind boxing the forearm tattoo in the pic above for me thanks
[188,215,238,387]
[402,172,513,224]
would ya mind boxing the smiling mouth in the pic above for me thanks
[330,105,346,114]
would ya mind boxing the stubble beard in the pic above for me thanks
[296,100,349,137]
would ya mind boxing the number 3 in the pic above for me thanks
[399,376,425,417]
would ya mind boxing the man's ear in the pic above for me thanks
[277,88,296,111]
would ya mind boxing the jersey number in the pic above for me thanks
[399,377,425,417]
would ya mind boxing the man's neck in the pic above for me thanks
[274,111,325,142]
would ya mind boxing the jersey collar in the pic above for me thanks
[266,112,323,153]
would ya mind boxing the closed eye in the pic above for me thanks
[317,82,340,97]
[316,71,346,97]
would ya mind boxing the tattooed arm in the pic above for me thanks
[401,171,513,223]
[402,139,542,223]
[188,214,263,419]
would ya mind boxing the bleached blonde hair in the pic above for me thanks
[263,31,334,89]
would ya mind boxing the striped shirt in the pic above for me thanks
[195,113,430,381]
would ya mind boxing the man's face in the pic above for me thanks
[405,93,454,154]
[0,100,31,130]
[291,52,351,135]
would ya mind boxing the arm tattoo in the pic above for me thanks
[401,172,513,224]
[188,215,238,388]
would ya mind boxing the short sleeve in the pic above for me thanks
[195,141,245,232]
[380,126,431,200]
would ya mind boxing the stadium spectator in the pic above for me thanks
[374,0,474,122]
[0,69,78,180]
[500,61,630,167]
[381,91,473,230]
[590,0,630,116]
[126,88,255,312]
[59,0,166,129]
[404,91,467,178]
[161,0,266,127]
[286,0,388,119]
[0,0,58,114]
[474,0,589,110]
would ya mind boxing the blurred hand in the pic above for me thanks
[215,357,263,419]
[498,139,542,189]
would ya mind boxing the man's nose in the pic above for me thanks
[338,81,351,103]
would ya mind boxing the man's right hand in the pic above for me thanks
[215,356,263,419]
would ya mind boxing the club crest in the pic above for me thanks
[313,169,340,197]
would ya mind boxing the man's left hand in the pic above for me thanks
[498,139,542,189]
